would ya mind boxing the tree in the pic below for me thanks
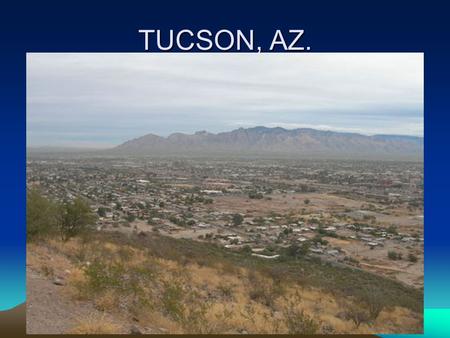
[27,189,58,240]
[286,244,300,257]
[386,225,398,235]
[58,197,96,241]
[241,245,252,254]
[126,214,136,223]
[97,207,107,217]
[286,242,310,258]
[231,213,244,226]
[283,228,293,235]
[248,191,263,199]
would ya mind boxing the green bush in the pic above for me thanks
[285,242,311,258]
[97,207,107,217]
[231,213,244,226]
[248,191,263,199]
[387,225,398,235]
[388,250,402,260]
[27,189,58,240]
[408,253,418,263]
[83,260,124,293]
[126,214,136,222]
[162,281,185,321]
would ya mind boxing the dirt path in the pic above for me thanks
[26,267,128,334]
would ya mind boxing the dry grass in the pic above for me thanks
[67,313,122,334]
[27,234,423,334]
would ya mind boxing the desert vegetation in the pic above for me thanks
[27,188,96,242]
[28,190,423,334]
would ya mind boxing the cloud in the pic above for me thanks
[27,53,423,147]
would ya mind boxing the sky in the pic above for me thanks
[27,53,423,148]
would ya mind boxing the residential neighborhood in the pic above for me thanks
[27,157,423,288]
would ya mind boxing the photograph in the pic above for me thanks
[26,53,423,334]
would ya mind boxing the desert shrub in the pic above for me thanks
[312,234,328,245]
[40,264,54,277]
[169,215,186,226]
[248,191,263,199]
[83,260,124,293]
[247,273,282,308]
[388,250,402,260]
[160,280,214,333]
[343,256,360,265]
[27,188,58,240]
[408,253,418,263]
[387,225,398,234]
[126,214,136,222]
[345,302,372,328]
[284,308,319,334]
[203,198,213,204]
[231,213,244,226]
[161,281,185,321]
[220,261,238,275]
[85,231,423,314]
[248,284,278,307]
[357,286,385,320]
[282,292,319,334]
[68,314,121,334]
[97,207,107,217]
[179,293,212,334]
[341,287,384,329]
[240,245,252,254]
[285,242,311,258]
[76,247,158,314]
[217,283,234,300]
[117,246,134,262]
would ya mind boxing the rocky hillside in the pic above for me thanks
[27,231,423,334]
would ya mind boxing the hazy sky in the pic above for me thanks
[27,53,423,148]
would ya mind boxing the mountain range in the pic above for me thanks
[110,127,423,160]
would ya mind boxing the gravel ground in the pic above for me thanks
[26,267,127,334]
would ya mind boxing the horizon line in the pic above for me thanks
[27,125,423,150]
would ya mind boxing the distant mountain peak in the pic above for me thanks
[112,127,423,161]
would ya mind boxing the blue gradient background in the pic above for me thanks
[1,1,449,336]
